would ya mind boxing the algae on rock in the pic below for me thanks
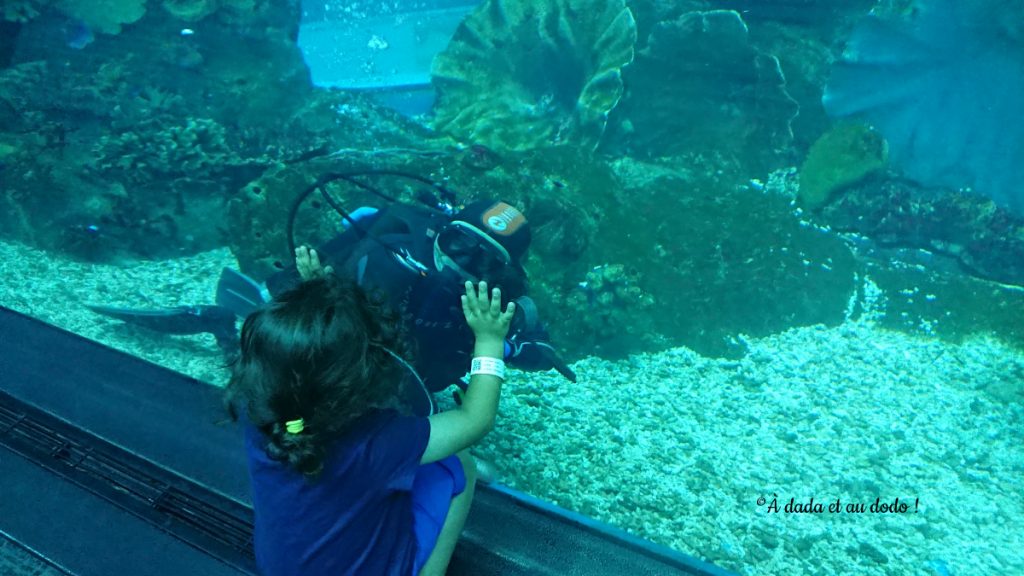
[798,122,888,209]
[431,0,637,152]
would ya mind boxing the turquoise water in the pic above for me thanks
[1,0,1022,574]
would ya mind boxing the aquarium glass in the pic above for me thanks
[1,0,1022,574]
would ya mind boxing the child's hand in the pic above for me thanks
[295,246,334,280]
[461,280,515,344]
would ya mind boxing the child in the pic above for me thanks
[225,275,515,576]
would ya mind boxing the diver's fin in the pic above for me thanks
[86,304,237,338]
[215,268,269,318]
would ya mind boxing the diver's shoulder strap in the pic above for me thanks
[265,202,450,300]
[370,202,449,238]
[339,202,448,272]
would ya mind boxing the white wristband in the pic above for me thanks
[470,357,506,380]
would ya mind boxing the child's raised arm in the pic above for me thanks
[420,281,515,464]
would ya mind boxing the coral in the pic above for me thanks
[603,10,799,165]
[2,0,40,22]
[4,0,150,34]
[132,86,183,114]
[161,0,255,22]
[1,0,426,264]
[431,0,637,152]
[161,0,256,21]
[54,0,146,34]
[161,0,254,21]
[567,264,654,340]
[798,122,888,208]
[162,0,219,21]
[93,117,238,181]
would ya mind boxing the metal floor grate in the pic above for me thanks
[0,391,256,573]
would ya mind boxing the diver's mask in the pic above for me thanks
[433,220,512,282]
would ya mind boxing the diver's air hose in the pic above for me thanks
[284,170,457,261]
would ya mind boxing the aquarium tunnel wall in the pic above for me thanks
[1,0,1023,574]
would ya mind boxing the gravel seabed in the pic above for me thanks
[3,239,1022,575]
[1,240,238,384]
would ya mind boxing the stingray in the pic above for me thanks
[823,0,1024,215]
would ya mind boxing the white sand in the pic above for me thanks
[1,240,236,384]
[3,239,1022,575]
[476,323,1024,576]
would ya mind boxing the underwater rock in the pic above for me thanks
[225,99,455,279]
[528,153,855,360]
[2,0,40,23]
[0,0,330,259]
[525,191,595,264]
[162,0,219,21]
[161,0,254,23]
[608,156,855,357]
[604,10,799,166]
[820,178,1024,288]
[0,22,21,68]
[798,122,887,209]
[457,143,501,172]
[431,0,637,152]
[54,0,146,34]
[712,0,875,31]
[566,263,655,343]
[226,164,311,280]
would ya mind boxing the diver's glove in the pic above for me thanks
[506,336,577,382]
[505,296,577,383]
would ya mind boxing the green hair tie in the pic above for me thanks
[285,418,305,434]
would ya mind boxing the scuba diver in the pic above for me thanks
[89,171,576,417]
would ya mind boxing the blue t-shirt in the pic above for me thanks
[245,410,431,576]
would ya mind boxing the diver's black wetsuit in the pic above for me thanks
[88,201,573,415]
[266,204,492,415]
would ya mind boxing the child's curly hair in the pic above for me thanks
[225,276,411,479]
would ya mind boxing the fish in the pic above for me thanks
[66,20,94,50]
[823,0,1024,215]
